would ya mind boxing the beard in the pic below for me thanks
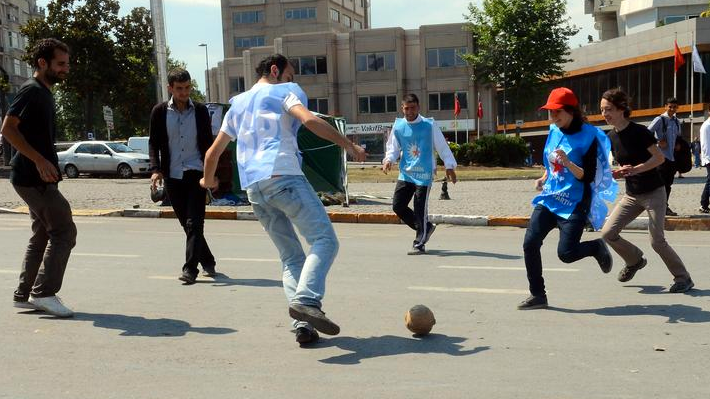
[45,69,67,85]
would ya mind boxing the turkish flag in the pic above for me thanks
[674,40,685,73]
[477,101,483,119]
[454,96,461,117]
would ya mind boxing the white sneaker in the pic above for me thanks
[13,300,38,310]
[28,295,74,318]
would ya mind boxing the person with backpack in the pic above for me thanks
[647,97,682,216]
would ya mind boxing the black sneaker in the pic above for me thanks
[407,246,426,255]
[202,264,217,277]
[295,326,320,345]
[517,295,548,310]
[178,270,197,285]
[593,239,613,274]
[699,207,710,214]
[665,207,678,216]
[289,304,340,335]
[669,278,694,293]
[423,223,437,244]
[617,257,647,282]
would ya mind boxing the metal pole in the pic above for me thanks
[150,0,169,103]
[199,43,210,102]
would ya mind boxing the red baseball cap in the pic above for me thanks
[539,87,578,110]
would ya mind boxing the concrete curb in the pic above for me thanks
[4,206,710,231]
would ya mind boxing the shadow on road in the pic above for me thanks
[624,285,710,298]
[42,312,238,337]
[199,273,282,288]
[548,304,710,324]
[426,249,521,260]
[311,334,489,365]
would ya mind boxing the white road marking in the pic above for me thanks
[0,270,16,274]
[219,257,280,262]
[147,276,215,281]
[408,286,528,295]
[126,230,265,237]
[438,265,579,272]
[0,227,25,231]
[72,253,140,258]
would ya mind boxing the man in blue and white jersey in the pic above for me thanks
[382,94,457,255]
[201,54,366,346]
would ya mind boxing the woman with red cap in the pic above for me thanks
[519,87,617,310]
[599,88,693,293]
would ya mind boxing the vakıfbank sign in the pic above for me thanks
[345,123,393,135]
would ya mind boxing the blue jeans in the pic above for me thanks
[523,204,602,296]
[247,175,338,308]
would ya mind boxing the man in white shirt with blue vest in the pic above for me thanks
[200,54,366,346]
[383,94,457,255]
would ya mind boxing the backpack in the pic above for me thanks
[661,117,692,173]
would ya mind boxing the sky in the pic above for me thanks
[36,0,595,94]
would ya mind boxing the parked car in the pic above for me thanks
[127,136,149,154]
[57,141,151,178]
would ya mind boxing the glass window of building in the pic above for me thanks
[229,77,245,94]
[285,7,316,20]
[353,20,362,30]
[308,98,329,114]
[300,56,316,75]
[429,92,464,111]
[13,59,21,75]
[330,8,340,22]
[358,95,397,114]
[357,52,396,72]
[456,92,468,109]
[316,56,327,74]
[358,96,369,113]
[427,47,468,68]
[233,10,264,25]
[428,94,439,111]
[290,56,328,75]
[234,36,265,49]
[342,14,351,27]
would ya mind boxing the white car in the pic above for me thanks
[57,141,151,178]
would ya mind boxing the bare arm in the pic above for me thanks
[0,115,58,182]
[288,104,366,162]
[624,144,665,176]
[200,132,232,189]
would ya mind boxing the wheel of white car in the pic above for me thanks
[117,163,133,179]
[65,164,79,178]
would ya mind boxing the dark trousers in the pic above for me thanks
[392,180,433,248]
[13,184,77,300]
[657,159,676,204]
[702,165,710,209]
[523,204,602,297]
[165,170,215,274]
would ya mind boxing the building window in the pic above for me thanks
[229,77,245,94]
[8,31,21,49]
[342,14,351,27]
[356,52,395,72]
[285,7,316,20]
[234,36,265,49]
[330,8,340,22]
[353,20,362,30]
[308,98,329,114]
[358,95,397,114]
[429,92,467,111]
[426,47,467,68]
[289,56,327,75]
[233,10,264,25]
[13,59,21,75]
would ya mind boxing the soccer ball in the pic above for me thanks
[405,305,436,335]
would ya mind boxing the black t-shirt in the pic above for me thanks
[608,121,664,195]
[8,78,60,186]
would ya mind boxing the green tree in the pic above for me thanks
[463,0,579,114]
[702,1,710,18]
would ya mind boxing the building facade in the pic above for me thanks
[0,0,43,98]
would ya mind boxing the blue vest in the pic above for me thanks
[393,117,435,186]
[533,123,618,230]
[229,82,308,188]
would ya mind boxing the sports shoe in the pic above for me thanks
[422,223,437,244]
[669,278,694,293]
[593,239,613,273]
[13,299,38,310]
[28,295,74,317]
[699,207,710,214]
[178,270,197,285]
[665,207,678,216]
[288,304,340,335]
[295,326,320,345]
[407,246,426,255]
[202,264,217,277]
[517,295,548,310]
[617,257,647,282]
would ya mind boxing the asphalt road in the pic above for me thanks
[1,216,709,398]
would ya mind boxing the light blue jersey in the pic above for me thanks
[392,117,436,186]
[221,82,308,189]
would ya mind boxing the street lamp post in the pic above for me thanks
[499,32,507,135]
[199,43,210,102]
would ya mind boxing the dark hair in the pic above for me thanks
[602,88,632,118]
[29,38,69,69]
[255,54,289,79]
[402,93,419,104]
[168,68,191,86]
[666,97,678,105]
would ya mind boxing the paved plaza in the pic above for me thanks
[1,215,709,398]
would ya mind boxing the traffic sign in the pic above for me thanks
[106,120,114,129]
[102,106,113,122]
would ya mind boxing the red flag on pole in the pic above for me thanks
[477,101,483,119]
[674,40,685,73]
[454,96,461,117]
